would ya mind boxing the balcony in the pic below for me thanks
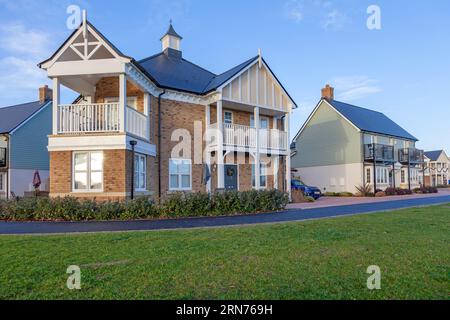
[364,144,395,163]
[57,103,148,140]
[208,123,288,154]
[399,148,424,164]
[0,148,6,167]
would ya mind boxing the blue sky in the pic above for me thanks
[0,0,449,152]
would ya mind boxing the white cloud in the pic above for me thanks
[0,22,51,57]
[332,76,382,101]
[285,0,304,23]
[322,9,347,30]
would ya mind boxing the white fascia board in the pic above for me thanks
[48,59,126,77]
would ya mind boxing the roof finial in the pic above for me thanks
[82,10,87,37]
[258,48,262,68]
[169,18,173,25]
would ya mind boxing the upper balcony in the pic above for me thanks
[57,102,148,140]
[399,148,424,164]
[208,123,288,154]
[364,143,395,163]
[0,148,6,167]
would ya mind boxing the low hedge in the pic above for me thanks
[0,190,289,221]
[413,186,438,194]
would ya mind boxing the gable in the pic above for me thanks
[220,59,296,111]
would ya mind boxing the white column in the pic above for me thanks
[285,112,291,198]
[143,92,151,140]
[52,77,60,135]
[273,116,279,190]
[205,104,212,193]
[217,100,224,189]
[254,106,260,190]
[119,74,127,133]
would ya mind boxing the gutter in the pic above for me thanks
[157,90,166,201]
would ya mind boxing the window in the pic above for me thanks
[0,173,4,191]
[134,154,146,190]
[252,163,267,188]
[73,151,103,192]
[366,168,371,184]
[250,116,269,129]
[224,111,233,124]
[401,170,406,183]
[169,159,192,190]
[105,96,138,109]
[376,167,389,184]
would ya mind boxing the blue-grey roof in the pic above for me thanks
[0,101,49,134]
[424,150,444,161]
[327,99,418,141]
[137,54,257,95]
[160,24,183,40]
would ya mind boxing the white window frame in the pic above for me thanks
[105,96,138,110]
[366,168,371,184]
[224,110,233,124]
[401,169,406,184]
[376,167,389,184]
[252,162,267,189]
[169,158,192,191]
[72,151,104,192]
[134,153,147,191]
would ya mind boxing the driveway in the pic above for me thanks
[288,188,450,209]
[0,194,449,235]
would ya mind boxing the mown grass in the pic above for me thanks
[0,205,449,300]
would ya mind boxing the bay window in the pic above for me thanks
[169,159,192,191]
[73,151,103,192]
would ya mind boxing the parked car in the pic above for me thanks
[291,179,322,199]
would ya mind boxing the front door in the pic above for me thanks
[224,165,238,190]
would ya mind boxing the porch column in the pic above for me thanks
[143,92,151,141]
[119,74,127,133]
[254,106,261,190]
[285,112,291,198]
[205,104,212,193]
[52,77,60,135]
[217,100,224,189]
[273,117,279,190]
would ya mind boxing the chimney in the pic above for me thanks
[321,84,334,101]
[39,85,52,103]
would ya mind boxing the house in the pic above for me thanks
[423,150,449,186]
[0,86,53,199]
[291,85,424,194]
[38,16,296,201]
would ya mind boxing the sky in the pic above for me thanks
[0,0,449,152]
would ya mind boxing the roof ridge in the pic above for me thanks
[137,52,164,64]
[0,100,41,110]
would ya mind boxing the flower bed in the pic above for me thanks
[0,190,289,222]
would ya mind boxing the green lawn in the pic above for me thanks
[0,205,449,300]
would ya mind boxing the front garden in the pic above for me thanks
[0,190,288,222]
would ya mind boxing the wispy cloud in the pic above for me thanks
[332,76,382,101]
[285,0,304,23]
[0,22,51,57]
[322,9,347,30]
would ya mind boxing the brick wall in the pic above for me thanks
[95,77,145,114]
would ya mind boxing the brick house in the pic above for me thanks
[39,17,296,201]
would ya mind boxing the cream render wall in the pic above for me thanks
[294,163,364,194]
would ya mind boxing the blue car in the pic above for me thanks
[291,179,322,200]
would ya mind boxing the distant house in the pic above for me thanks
[291,85,424,194]
[424,150,449,186]
[0,86,52,199]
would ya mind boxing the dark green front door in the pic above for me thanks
[224,165,238,190]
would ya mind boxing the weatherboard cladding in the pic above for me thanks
[0,101,49,134]
[328,100,418,141]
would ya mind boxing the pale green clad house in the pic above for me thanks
[291,85,424,194]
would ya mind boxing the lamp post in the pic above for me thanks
[129,140,137,200]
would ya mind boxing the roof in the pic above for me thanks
[160,24,183,40]
[137,54,258,95]
[424,150,444,161]
[0,100,49,134]
[327,99,418,141]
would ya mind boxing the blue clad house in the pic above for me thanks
[291,85,424,194]
[0,86,52,199]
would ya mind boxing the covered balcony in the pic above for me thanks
[399,148,424,164]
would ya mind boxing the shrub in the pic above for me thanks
[0,190,289,221]
[355,184,373,197]
[413,186,438,194]
[385,187,396,196]
[304,196,315,202]
[375,191,386,197]
[338,192,354,197]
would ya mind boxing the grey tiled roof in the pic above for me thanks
[0,101,49,134]
[328,99,418,141]
[424,150,444,161]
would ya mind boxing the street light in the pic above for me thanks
[129,140,137,200]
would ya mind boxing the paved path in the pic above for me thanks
[1,195,449,235]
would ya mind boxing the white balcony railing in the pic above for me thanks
[209,123,288,152]
[57,103,148,140]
